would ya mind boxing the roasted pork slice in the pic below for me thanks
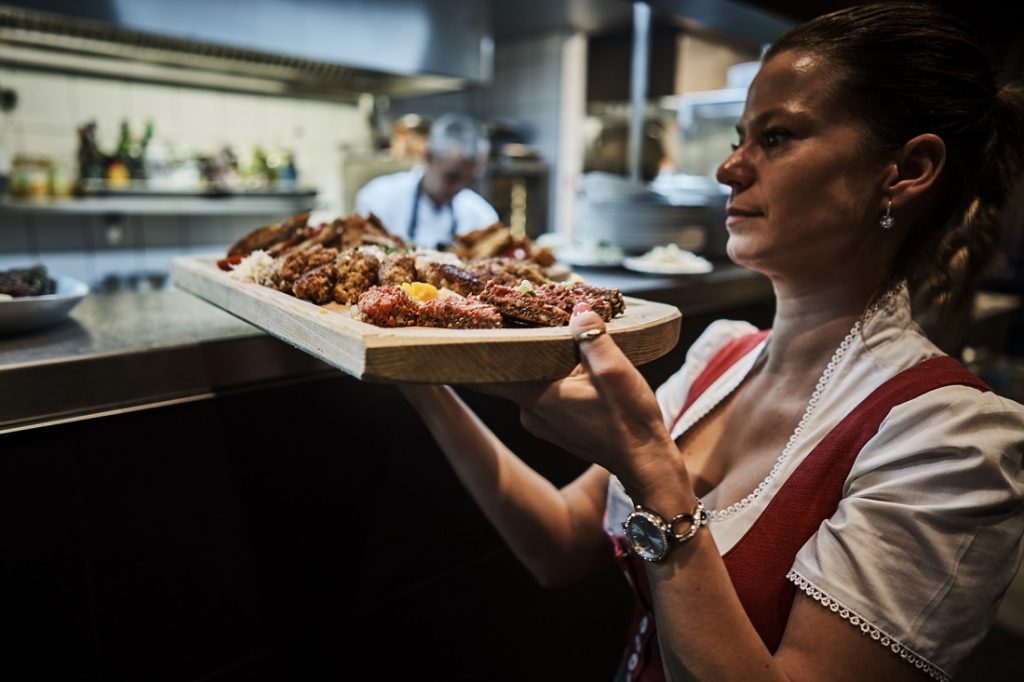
[356,285,420,327]
[270,244,339,292]
[292,263,337,304]
[418,296,502,329]
[228,211,310,257]
[478,281,570,327]
[378,253,417,286]
[333,250,380,304]
[422,263,486,296]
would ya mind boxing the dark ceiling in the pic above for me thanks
[738,1,1023,69]
[492,1,1023,73]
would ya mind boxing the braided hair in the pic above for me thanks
[765,2,1024,334]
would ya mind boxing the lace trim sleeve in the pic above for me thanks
[786,571,952,682]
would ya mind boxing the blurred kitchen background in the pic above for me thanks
[1,0,1018,287]
[0,2,839,282]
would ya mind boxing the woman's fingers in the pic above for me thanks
[570,305,637,391]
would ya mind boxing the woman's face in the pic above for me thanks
[716,49,891,285]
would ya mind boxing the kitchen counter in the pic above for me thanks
[0,263,775,433]
[0,289,335,433]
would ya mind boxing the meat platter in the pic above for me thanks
[169,255,681,384]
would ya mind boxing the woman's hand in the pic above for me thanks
[476,305,680,494]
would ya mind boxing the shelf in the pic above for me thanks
[0,193,318,217]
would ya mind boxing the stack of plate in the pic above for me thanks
[574,173,708,254]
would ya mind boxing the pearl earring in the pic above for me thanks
[880,199,894,229]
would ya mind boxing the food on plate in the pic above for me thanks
[223,211,627,329]
[357,285,505,329]
[400,282,459,303]
[624,243,713,274]
[225,211,312,259]
[477,281,570,327]
[535,281,624,322]
[0,264,56,298]
[451,223,556,267]
[227,250,275,286]
[355,285,422,327]
[421,263,486,297]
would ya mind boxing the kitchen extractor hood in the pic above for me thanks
[0,0,493,102]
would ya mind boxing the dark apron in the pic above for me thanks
[408,179,458,248]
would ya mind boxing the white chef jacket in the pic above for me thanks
[604,286,1024,680]
[354,166,499,248]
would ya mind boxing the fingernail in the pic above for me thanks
[572,302,592,316]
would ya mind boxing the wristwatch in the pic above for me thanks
[622,499,707,562]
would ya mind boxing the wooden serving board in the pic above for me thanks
[170,255,682,383]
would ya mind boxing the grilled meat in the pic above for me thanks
[535,282,613,322]
[422,263,486,296]
[270,244,338,292]
[466,257,549,286]
[378,253,417,287]
[356,285,420,327]
[478,281,570,327]
[292,263,337,304]
[418,296,503,329]
[572,282,626,317]
[333,250,380,304]
[228,211,310,257]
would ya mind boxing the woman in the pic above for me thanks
[402,4,1024,680]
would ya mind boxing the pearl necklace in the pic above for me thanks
[706,319,862,521]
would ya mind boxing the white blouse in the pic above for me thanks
[604,288,1024,680]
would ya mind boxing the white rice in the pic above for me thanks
[228,250,276,286]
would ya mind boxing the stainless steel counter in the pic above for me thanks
[0,264,775,433]
[0,288,336,433]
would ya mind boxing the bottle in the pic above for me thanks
[75,120,107,194]
[129,119,154,180]
[108,120,132,188]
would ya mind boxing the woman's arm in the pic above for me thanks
[495,309,928,681]
[399,383,613,587]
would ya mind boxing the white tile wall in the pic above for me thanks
[0,67,369,285]
[0,66,365,207]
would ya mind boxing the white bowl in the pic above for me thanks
[0,274,89,334]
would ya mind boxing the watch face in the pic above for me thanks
[624,511,669,562]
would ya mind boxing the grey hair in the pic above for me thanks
[427,113,490,161]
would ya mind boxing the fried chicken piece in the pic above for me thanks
[478,281,571,327]
[356,285,420,327]
[270,244,339,292]
[418,296,503,329]
[228,211,310,257]
[378,253,417,286]
[333,250,380,304]
[421,263,486,296]
[292,263,337,304]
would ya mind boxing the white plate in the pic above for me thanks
[0,275,89,334]
[558,250,624,268]
[622,256,714,275]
